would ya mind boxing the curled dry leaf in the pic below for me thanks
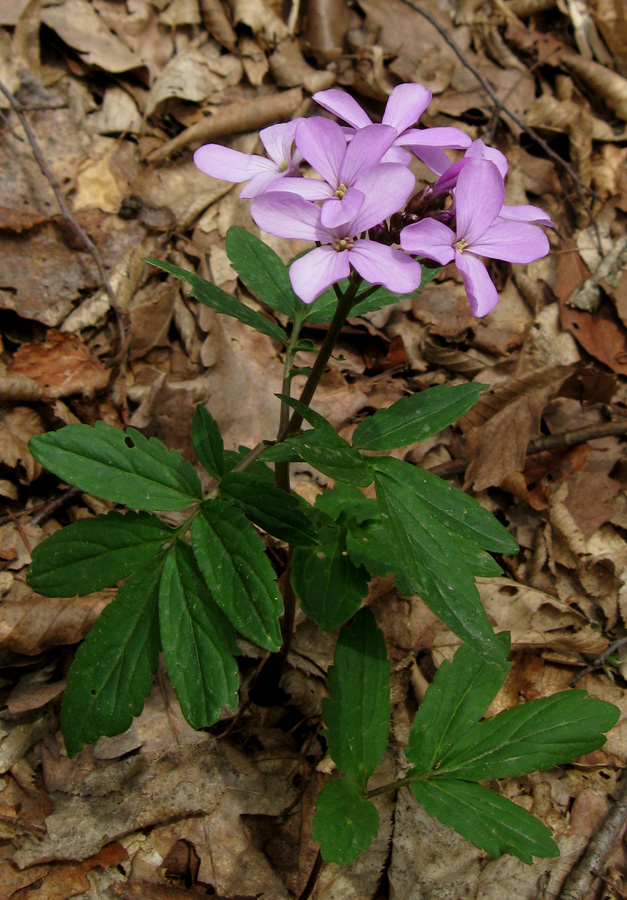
[228,0,289,40]
[592,0,627,77]
[7,331,110,399]
[0,407,44,483]
[199,0,237,52]
[41,0,141,73]
[147,87,303,162]
[269,39,336,92]
[239,35,269,86]
[562,53,627,121]
[0,587,114,655]
[129,281,177,358]
[526,93,627,142]
[301,0,349,64]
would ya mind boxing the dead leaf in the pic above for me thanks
[301,0,349,64]
[0,587,114,655]
[562,52,627,120]
[129,281,177,359]
[8,331,109,399]
[10,843,128,900]
[41,0,142,73]
[0,407,44,483]
[560,296,627,375]
[199,0,237,52]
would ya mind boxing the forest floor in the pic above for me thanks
[1,0,627,897]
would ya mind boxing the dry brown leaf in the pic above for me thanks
[301,0,349,65]
[12,843,128,900]
[8,331,110,399]
[0,588,114,655]
[239,35,269,86]
[562,52,627,121]
[229,0,288,39]
[560,295,627,376]
[199,0,237,52]
[526,92,627,142]
[41,0,141,73]
[129,281,177,359]
[0,407,44,483]
[268,39,336,93]
[591,0,627,77]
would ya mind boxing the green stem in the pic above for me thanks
[275,312,305,493]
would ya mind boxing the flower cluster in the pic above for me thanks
[193,84,552,315]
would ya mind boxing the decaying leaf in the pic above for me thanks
[41,0,141,73]
[562,52,627,121]
[7,331,110,399]
[0,407,44,483]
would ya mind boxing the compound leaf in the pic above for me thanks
[225,226,301,318]
[192,500,283,651]
[322,608,390,788]
[291,523,369,630]
[219,471,318,546]
[412,778,559,863]
[313,779,379,865]
[30,422,202,511]
[352,383,487,452]
[159,541,239,730]
[406,635,511,776]
[192,406,225,478]
[437,690,620,781]
[27,511,173,597]
[61,558,164,757]
[372,457,504,663]
[147,257,288,344]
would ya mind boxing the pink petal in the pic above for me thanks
[498,204,554,228]
[193,144,273,183]
[455,160,505,245]
[382,83,432,133]
[320,188,365,229]
[240,169,287,198]
[339,124,397,185]
[469,221,550,263]
[464,139,508,178]
[312,89,373,129]
[381,146,413,164]
[289,246,350,304]
[349,242,422,294]
[410,146,453,176]
[295,117,347,188]
[400,218,455,266]
[250,192,329,242]
[401,126,472,150]
[259,119,301,166]
[455,250,499,317]
[349,164,416,234]
[266,177,332,201]
[431,159,470,196]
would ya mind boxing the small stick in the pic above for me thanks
[571,634,627,687]
[0,78,127,357]
[557,771,627,900]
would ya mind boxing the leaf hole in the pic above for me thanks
[125,436,135,449]
[90,689,97,696]
[498,585,518,596]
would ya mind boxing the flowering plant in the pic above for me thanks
[27,84,616,873]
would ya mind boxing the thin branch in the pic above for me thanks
[571,634,627,687]
[0,78,127,358]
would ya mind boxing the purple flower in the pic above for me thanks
[193,120,303,198]
[269,117,398,228]
[250,166,420,304]
[313,83,471,165]
[400,160,550,317]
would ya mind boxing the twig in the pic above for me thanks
[0,78,127,358]
[397,0,603,243]
[571,634,627,687]
[27,486,82,527]
[298,850,324,900]
[427,418,627,480]
[557,770,627,900]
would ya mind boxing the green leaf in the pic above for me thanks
[436,690,621,781]
[225,226,301,318]
[146,257,289,344]
[61,559,163,757]
[159,541,239,729]
[322,608,390,788]
[406,635,511,776]
[411,779,559,863]
[30,422,202,511]
[291,523,369,630]
[27,511,172,597]
[314,483,373,522]
[372,457,504,663]
[352,383,488,452]
[219,471,318,546]
[192,406,225,478]
[192,500,283,651]
[262,398,373,487]
[313,779,379,865]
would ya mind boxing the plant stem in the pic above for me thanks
[275,312,305,493]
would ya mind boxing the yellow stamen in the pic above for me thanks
[279,161,289,172]
[455,239,468,252]
[335,183,347,199]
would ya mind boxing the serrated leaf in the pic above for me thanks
[28,512,173,597]
[30,422,202,511]
[322,608,390,788]
[61,559,163,757]
[313,779,379,865]
[406,635,511,776]
[219,471,317,546]
[437,690,620,780]
[314,483,373,522]
[146,257,289,344]
[352,383,488,452]
[291,524,369,630]
[159,541,239,730]
[262,397,372,487]
[192,406,225,478]
[412,778,559,863]
[192,500,283,651]
[372,457,504,663]
[225,226,301,318]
